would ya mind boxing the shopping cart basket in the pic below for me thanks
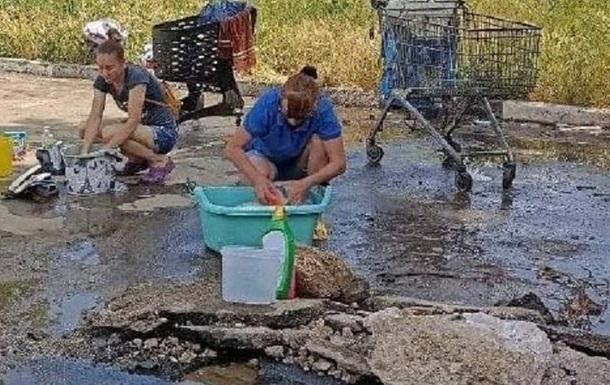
[366,0,542,192]
[152,1,257,125]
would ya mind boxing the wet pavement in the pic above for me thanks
[1,71,610,384]
[2,134,610,384]
[326,139,610,334]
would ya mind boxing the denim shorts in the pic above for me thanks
[152,125,177,155]
[246,150,306,181]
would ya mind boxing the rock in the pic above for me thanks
[542,345,610,385]
[324,313,364,333]
[341,373,357,384]
[179,351,196,364]
[283,356,295,364]
[328,369,342,379]
[201,348,217,359]
[190,343,201,352]
[305,341,370,375]
[108,334,121,345]
[143,338,159,350]
[365,309,553,385]
[342,327,354,338]
[281,329,309,350]
[177,325,282,350]
[26,329,49,341]
[264,345,285,359]
[329,335,352,348]
[503,292,555,323]
[295,246,370,303]
[132,338,143,349]
[136,360,157,370]
[313,359,333,372]
[246,358,259,368]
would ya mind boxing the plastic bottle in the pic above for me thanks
[262,205,297,300]
[42,126,54,149]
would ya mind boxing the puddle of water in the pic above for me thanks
[62,239,99,266]
[2,358,348,385]
[184,360,346,385]
[257,360,346,385]
[3,358,171,385]
[49,292,99,335]
[185,363,257,385]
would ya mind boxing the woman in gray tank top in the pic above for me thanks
[80,36,177,184]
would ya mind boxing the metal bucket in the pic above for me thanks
[63,145,121,195]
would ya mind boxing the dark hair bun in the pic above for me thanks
[106,27,123,42]
[300,66,318,80]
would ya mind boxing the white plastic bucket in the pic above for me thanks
[220,246,282,305]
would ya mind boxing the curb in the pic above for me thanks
[3,57,610,127]
[502,100,610,127]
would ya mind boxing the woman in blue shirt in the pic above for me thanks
[224,69,347,204]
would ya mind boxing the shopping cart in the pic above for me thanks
[365,0,541,192]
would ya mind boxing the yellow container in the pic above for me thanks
[0,137,13,177]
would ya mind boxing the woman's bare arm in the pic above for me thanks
[81,89,107,154]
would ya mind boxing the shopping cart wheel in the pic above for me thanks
[455,171,473,193]
[366,143,384,164]
[502,162,516,189]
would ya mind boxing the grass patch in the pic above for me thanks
[26,303,50,328]
[0,279,38,310]
[1,0,609,107]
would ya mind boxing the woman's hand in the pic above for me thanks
[254,178,283,205]
[280,179,310,205]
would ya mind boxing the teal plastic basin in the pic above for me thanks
[192,185,332,253]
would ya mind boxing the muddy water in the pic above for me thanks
[2,358,170,385]
[3,358,344,385]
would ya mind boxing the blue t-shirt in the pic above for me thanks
[243,87,342,165]
[93,64,177,130]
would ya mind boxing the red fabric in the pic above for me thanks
[218,6,256,72]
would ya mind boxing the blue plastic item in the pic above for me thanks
[191,185,332,253]
[198,1,247,25]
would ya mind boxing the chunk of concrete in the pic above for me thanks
[176,325,283,350]
[367,295,547,324]
[365,308,553,385]
[305,341,370,375]
[542,345,610,385]
[324,313,365,333]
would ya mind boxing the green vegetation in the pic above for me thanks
[1,0,608,107]
[0,279,38,310]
